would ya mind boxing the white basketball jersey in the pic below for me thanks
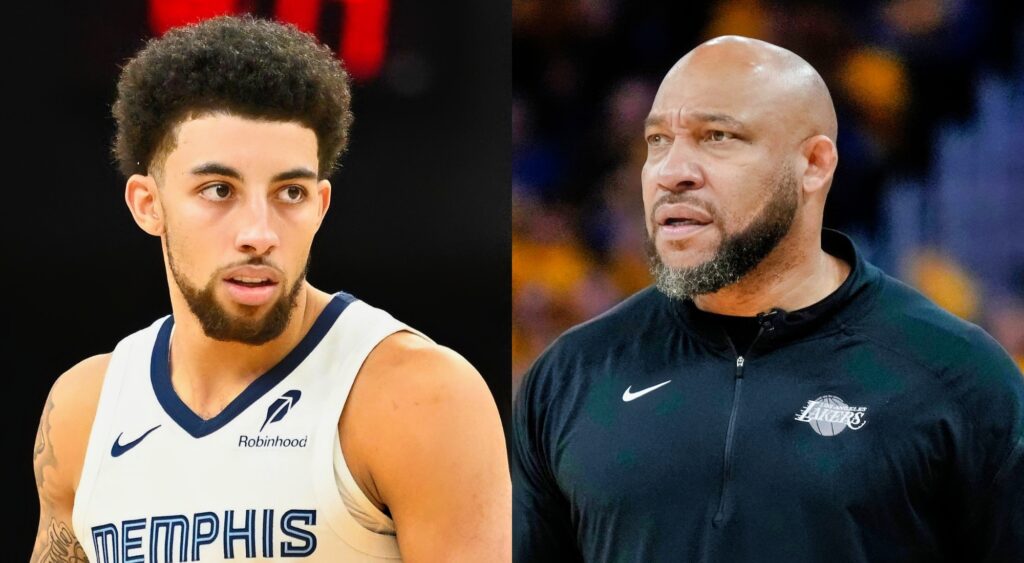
[73,293,420,562]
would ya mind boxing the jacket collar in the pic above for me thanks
[669,229,883,355]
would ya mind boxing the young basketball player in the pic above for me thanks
[32,16,510,562]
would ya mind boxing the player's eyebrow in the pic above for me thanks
[692,112,746,129]
[191,162,242,180]
[271,167,318,183]
[643,111,747,130]
[188,164,317,183]
[643,114,667,129]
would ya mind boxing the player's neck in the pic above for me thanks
[692,231,850,317]
[167,284,332,418]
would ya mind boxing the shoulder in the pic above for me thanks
[853,271,1023,448]
[343,330,500,462]
[518,286,669,398]
[36,353,111,498]
[337,295,489,399]
[539,286,666,366]
[855,271,1019,381]
[49,353,110,404]
[341,330,507,508]
[45,353,111,440]
[358,331,491,405]
[561,285,669,346]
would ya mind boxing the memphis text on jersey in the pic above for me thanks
[90,508,317,561]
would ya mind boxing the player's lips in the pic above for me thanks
[655,204,713,240]
[222,266,281,306]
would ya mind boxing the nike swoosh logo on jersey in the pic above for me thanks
[111,425,162,457]
[622,380,672,402]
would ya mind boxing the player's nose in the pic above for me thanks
[656,141,706,192]
[235,197,280,255]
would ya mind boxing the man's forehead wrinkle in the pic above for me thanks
[647,109,746,127]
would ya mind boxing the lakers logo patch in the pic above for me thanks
[794,395,867,437]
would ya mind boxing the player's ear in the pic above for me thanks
[125,174,164,236]
[799,134,838,197]
[315,178,332,226]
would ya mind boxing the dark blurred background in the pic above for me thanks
[512,0,1024,387]
[5,0,510,555]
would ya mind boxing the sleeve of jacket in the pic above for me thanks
[954,326,1024,561]
[512,355,583,562]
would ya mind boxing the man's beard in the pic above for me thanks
[166,234,308,345]
[647,163,798,301]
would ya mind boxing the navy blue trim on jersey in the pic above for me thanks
[151,292,356,438]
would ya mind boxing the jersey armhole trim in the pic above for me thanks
[311,300,428,558]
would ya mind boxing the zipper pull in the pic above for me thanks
[735,356,745,378]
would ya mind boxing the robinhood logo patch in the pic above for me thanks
[238,390,307,448]
[261,390,302,432]
[794,395,867,437]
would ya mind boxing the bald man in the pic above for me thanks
[513,36,1024,562]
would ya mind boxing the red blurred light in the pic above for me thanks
[149,0,389,80]
[274,0,320,34]
[149,0,240,36]
[338,0,389,81]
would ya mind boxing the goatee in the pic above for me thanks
[647,163,798,301]
[166,236,308,345]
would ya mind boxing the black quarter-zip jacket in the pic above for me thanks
[513,230,1024,563]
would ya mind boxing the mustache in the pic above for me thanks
[217,257,285,274]
[650,193,718,224]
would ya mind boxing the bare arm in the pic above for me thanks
[343,333,511,562]
[31,355,108,563]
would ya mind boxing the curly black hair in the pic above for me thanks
[113,15,352,179]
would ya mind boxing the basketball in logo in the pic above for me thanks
[794,394,868,436]
[810,395,847,436]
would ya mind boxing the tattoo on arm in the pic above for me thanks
[34,519,88,563]
[33,393,87,562]
[34,393,55,491]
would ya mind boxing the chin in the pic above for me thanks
[231,302,272,316]
[657,243,714,270]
